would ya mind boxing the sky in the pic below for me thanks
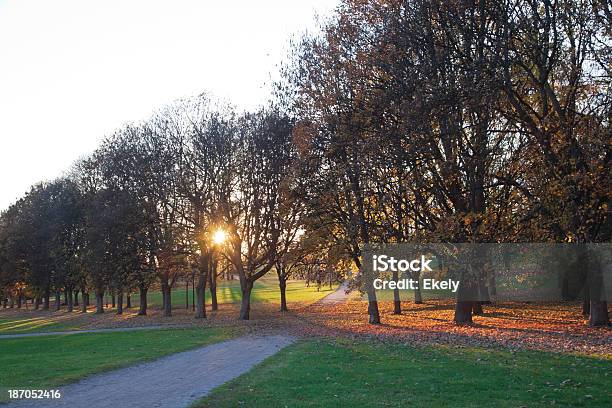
[0,0,338,211]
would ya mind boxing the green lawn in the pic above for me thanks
[196,338,612,408]
[133,275,338,309]
[0,327,235,402]
[0,317,78,334]
[0,277,337,335]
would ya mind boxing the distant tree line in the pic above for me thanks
[0,0,610,326]
[0,97,319,319]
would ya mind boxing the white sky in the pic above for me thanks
[0,0,337,211]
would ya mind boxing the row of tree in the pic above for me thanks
[1,0,610,326]
[0,97,324,319]
[281,0,610,326]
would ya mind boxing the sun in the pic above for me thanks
[212,229,227,245]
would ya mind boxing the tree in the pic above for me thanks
[491,0,611,325]
[274,202,304,312]
[165,95,236,318]
[46,179,84,313]
[93,126,163,315]
[0,207,24,308]
[220,108,295,320]
[134,116,190,318]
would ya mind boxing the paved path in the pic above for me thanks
[5,334,294,408]
[0,325,187,339]
[319,281,350,303]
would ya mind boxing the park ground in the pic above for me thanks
[0,276,337,334]
[1,276,611,407]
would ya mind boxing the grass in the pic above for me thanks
[195,338,612,408]
[0,276,337,335]
[133,275,337,309]
[0,327,236,402]
[0,317,78,334]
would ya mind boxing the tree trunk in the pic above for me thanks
[478,279,491,305]
[192,274,195,311]
[589,301,610,327]
[95,290,104,314]
[34,296,40,310]
[66,288,74,312]
[138,286,148,315]
[239,280,254,320]
[81,292,88,313]
[368,299,381,324]
[413,272,423,304]
[54,290,61,311]
[454,270,478,324]
[414,287,423,304]
[279,277,288,312]
[126,294,131,308]
[43,288,50,310]
[454,301,473,324]
[16,294,22,308]
[561,275,571,300]
[586,251,609,326]
[356,252,381,325]
[195,273,207,319]
[74,290,79,307]
[489,273,497,296]
[116,291,123,315]
[63,291,68,306]
[583,294,590,316]
[472,301,483,315]
[582,283,590,315]
[185,280,189,309]
[161,281,172,317]
[392,269,401,314]
[111,292,116,308]
[363,262,381,324]
[209,264,218,311]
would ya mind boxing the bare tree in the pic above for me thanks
[220,108,295,320]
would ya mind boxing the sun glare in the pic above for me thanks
[212,229,227,245]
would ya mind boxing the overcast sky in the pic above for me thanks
[0,0,337,211]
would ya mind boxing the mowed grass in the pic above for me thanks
[0,277,337,334]
[196,338,612,408]
[0,317,78,334]
[134,275,338,309]
[0,327,235,402]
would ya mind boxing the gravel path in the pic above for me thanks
[5,334,295,408]
[0,325,187,339]
[319,281,350,303]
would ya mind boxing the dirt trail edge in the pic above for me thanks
[5,334,295,408]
